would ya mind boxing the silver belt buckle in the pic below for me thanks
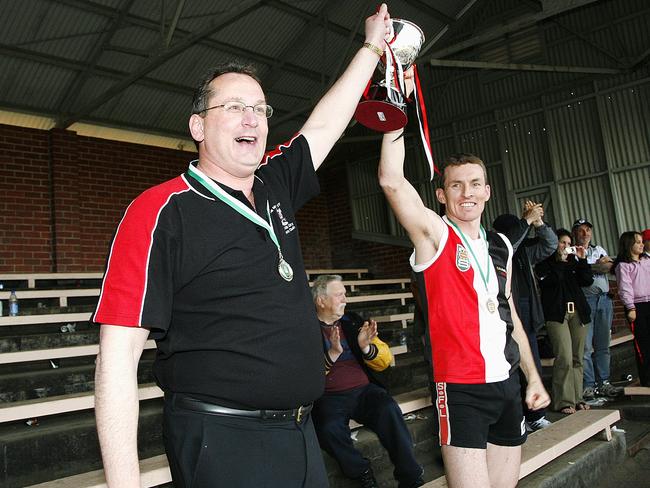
[567,301,575,314]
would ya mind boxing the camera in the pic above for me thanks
[565,246,577,254]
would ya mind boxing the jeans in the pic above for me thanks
[583,293,613,388]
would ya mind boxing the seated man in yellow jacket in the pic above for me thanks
[311,275,424,488]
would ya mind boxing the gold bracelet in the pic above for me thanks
[363,42,384,57]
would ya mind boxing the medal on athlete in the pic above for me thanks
[448,219,498,313]
[187,162,294,282]
[278,252,294,282]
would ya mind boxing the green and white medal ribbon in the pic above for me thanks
[187,162,294,282]
[447,218,497,313]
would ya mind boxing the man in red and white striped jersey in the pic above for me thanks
[377,74,550,488]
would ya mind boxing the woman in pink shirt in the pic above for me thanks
[613,231,650,386]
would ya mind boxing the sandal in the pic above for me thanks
[560,406,576,414]
[576,402,590,411]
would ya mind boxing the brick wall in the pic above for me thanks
[0,125,188,272]
[320,165,412,278]
[1,123,410,276]
[0,125,52,271]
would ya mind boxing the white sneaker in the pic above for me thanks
[527,417,552,432]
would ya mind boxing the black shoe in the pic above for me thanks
[357,467,378,488]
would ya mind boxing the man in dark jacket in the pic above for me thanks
[493,201,557,431]
[311,275,423,488]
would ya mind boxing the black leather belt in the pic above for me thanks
[172,394,313,424]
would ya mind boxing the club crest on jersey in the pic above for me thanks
[456,244,470,272]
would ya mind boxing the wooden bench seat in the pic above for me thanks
[0,288,100,307]
[346,292,413,305]
[305,268,368,279]
[0,273,103,289]
[0,383,163,423]
[24,389,432,488]
[0,312,92,327]
[623,386,650,396]
[0,269,372,289]
[341,278,410,292]
[422,409,621,487]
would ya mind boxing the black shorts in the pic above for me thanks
[435,373,527,448]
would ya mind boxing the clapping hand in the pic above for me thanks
[328,326,343,362]
[358,320,378,354]
[522,200,544,227]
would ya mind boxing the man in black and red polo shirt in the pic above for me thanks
[93,6,395,488]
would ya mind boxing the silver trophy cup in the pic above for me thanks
[354,19,425,132]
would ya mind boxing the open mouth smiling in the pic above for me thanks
[235,136,256,144]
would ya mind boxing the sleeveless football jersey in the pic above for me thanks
[412,217,520,384]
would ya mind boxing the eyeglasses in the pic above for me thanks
[200,101,273,118]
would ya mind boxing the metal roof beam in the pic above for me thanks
[418,0,486,58]
[55,0,137,115]
[266,0,365,43]
[270,0,375,127]
[49,0,325,83]
[401,0,455,25]
[55,0,264,128]
[425,0,601,59]
[164,0,187,48]
[428,58,624,75]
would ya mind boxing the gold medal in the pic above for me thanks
[486,298,497,313]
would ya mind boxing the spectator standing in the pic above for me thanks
[536,229,593,413]
[642,229,650,258]
[572,218,621,399]
[493,202,557,431]
[613,231,650,386]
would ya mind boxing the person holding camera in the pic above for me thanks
[536,228,594,414]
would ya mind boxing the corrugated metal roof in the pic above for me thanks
[0,0,647,153]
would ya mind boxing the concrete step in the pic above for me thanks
[0,359,155,403]
[323,407,441,488]
[0,329,99,356]
[0,399,165,488]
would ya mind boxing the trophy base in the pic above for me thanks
[354,100,408,132]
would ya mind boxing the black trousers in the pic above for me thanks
[311,383,422,486]
[163,395,329,488]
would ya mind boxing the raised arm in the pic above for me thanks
[95,324,150,488]
[301,4,391,170]
[378,127,444,264]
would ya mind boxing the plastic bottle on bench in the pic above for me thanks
[9,290,19,316]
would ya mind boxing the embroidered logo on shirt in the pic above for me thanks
[271,202,296,235]
[456,244,470,272]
